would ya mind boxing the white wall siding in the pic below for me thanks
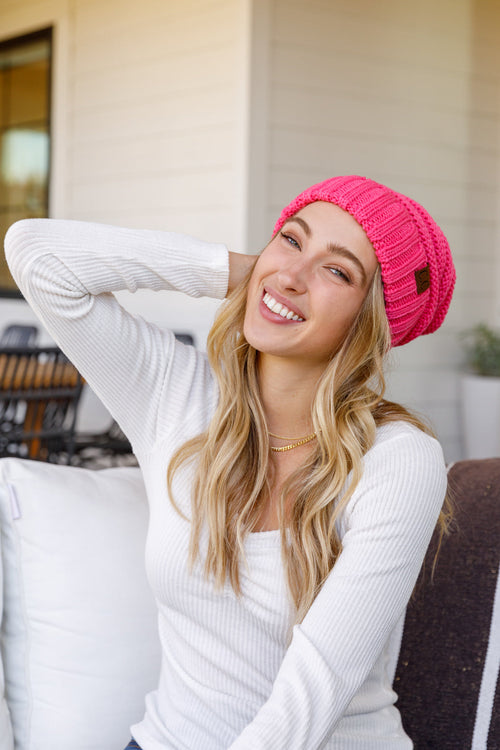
[255,0,500,461]
[1,0,249,353]
[68,0,242,237]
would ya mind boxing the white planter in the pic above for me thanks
[461,374,500,459]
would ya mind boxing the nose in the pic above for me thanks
[276,256,309,294]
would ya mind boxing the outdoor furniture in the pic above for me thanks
[0,324,39,347]
[395,458,500,748]
[0,346,84,462]
[73,418,136,468]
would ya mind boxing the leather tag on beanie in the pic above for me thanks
[415,264,430,294]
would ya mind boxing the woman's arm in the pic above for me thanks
[229,426,447,749]
[4,219,230,453]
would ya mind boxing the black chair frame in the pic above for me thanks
[0,346,84,463]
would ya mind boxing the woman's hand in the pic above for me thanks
[228,252,257,296]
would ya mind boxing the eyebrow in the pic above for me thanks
[283,216,368,286]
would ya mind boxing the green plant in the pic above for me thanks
[462,323,500,377]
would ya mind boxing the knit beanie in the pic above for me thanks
[273,175,455,347]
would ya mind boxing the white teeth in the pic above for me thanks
[263,293,303,321]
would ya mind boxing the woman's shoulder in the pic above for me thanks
[373,418,440,448]
[368,419,445,471]
[339,420,448,526]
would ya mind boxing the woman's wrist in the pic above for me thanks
[227,252,257,295]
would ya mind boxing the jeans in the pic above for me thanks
[124,740,142,750]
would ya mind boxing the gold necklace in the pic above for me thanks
[269,431,306,440]
[269,432,317,452]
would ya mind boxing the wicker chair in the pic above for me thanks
[0,346,84,463]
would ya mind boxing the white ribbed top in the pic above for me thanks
[5,219,447,750]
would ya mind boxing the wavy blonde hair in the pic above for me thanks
[167,263,451,623]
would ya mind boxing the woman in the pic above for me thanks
[5,175,455,749]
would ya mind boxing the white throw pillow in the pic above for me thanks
[0,458,160,750]
[0,536,14,750]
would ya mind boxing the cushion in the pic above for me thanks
[395,458,500,749]
[0,535,14,750]
[0,458,160,750]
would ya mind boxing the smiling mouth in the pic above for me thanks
[263,292,304,321]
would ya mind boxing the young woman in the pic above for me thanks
[5,175,455,749]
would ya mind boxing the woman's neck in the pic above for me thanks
[257,354,323,437]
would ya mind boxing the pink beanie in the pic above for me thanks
[273,175,455,347]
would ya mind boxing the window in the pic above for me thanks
[0,27,52,297]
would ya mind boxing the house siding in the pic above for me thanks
[68,0,244,240]
[0,0,249,360]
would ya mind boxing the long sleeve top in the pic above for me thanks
[5,219,447,750]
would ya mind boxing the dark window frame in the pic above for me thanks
[0,26,53,299]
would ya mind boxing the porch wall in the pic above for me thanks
[0,0,248,354]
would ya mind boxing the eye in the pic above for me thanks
[280,231,300,249]
[329,266,351,283]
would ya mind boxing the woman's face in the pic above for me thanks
[243,201,379,369]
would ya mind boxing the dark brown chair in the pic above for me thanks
[0,346,84,463]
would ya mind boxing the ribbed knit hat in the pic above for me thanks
[273,175,455,347]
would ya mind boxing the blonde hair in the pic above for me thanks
[167,264,451,623]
